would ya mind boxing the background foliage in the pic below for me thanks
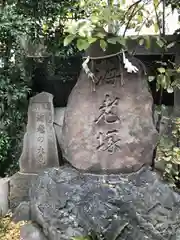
[0,0,82,176]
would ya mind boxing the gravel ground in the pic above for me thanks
[0,213,29,240]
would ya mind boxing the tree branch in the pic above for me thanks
[123,0,149,37]
[153,0,162,35]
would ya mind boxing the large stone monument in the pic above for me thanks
[61,49,158,173]
[19,92,60,173]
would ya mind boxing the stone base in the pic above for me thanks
[0,177,10,217]
[12,201,31,223]
[20,223,48,240]
[29,166,180,240]
[9,172,38,211]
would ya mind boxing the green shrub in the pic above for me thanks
[155,117,180,189]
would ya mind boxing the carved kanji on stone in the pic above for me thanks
[97,130,121,154]
[95,94,120,124]
[37,136,44,143]
[37,146,45,164]
[37,124,45,134]
[36,113,45,122]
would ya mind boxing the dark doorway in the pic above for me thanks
[30,55,82,107]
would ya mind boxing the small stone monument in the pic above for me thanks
[19,92,59,173]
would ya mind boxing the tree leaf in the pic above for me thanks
[144,36,151,49]
[167,42,176,49]
[107,37,126,46]
[91,15,100,23]
[130,36,139,40]
[77,39,90,51]
[167,86,174,93]
[66,21,78,35]
[157,67,166,73]
[139,38,144,46]
[117,37,126,46]
[64,35,75,46]
[156,38,165,48]
[42,24,48,32]
[79,0,85,7]
[157,74,166,88]
[163,156,172,162]
[148,76,155,82]
[100,39,107,51]
[153,0,159,8]
[137,14,143,23]
[154,22,159,33]
[95,32,106,39]
[102,7,111,22]
[107,37,117,44]
[88,37,97,44]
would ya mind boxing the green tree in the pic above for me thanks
[0,0,83,176]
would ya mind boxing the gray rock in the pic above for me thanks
[9,172,38,211]
[61,54,158,173]
[12,201,30,223]
[19,92,60,173]
[0,177,10,216]
[30,166,180,240]
[54,107,65,127]
[54,107,65,148]
[20,223,48,240]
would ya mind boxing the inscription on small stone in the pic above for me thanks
[19,92,59,173]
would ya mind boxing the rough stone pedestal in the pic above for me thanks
[9,172,38,211]
[30,166,180,240]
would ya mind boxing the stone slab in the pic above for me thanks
[9,172,38,211]
[54,107,65,127]
[54,107,65,150]
[0,177,10,217]
[19,92,60,173]
[20,223,48,240]
[12,201,31,223]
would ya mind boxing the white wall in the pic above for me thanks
[113,0,179,36]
